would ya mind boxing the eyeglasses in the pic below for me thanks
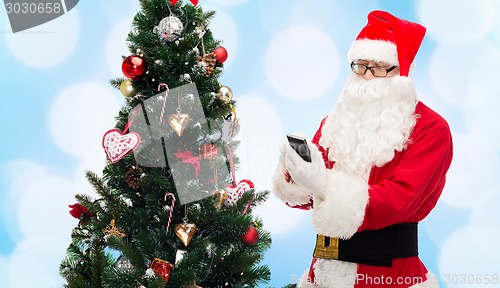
[350,62,397,77]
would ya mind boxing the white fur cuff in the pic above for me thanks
[312,170,369,238]
[272,157,312,206]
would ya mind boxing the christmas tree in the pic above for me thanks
[59,0,272,287]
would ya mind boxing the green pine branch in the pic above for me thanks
[60,0,272,287]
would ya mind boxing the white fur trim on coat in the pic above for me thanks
[410,272,439,288]
[314,259,358,287]
[272,155,312,206]
[348,39,398,66]
[299,259,357,288]
[299,266,438,288]
[312,169,369,239]
[298,270,316,288]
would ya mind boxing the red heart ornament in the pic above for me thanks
[224,179,254,208]
[102,129,141,164]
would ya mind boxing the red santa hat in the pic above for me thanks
[348,10,426,77]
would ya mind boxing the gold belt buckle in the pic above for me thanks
[313,234,339,259]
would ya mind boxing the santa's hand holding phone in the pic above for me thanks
[280,136,327,200]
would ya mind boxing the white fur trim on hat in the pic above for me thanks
[312,170,369,239]
[348,39,398,66]
[272,156,312,206]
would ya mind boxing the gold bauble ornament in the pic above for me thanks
[120,79,138,99]
[218,85,233,103]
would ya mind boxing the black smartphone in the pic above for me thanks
[286,134,312,162]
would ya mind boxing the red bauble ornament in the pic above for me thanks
[241,226,259,245]
[213,46,228,64]
[122,55,147,79]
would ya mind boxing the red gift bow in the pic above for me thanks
[171,0,198,5]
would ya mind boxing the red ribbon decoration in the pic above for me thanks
[226,145,237,187]
[122,118,134,133]
[170,0,198,6]
[226,145,254,215]
[175,148,201,178]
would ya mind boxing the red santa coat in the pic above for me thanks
[276,102,453,287]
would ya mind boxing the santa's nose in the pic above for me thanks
[359,71,376,80]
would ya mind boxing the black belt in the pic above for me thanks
[313,223,418,267]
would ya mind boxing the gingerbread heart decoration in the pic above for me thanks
[224,179,254,208]
[102,129,141,164]
[168,113,191,137]
[174,222,197,246]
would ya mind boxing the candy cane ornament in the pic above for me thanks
[158,83,169,125]
[164,193,175,234]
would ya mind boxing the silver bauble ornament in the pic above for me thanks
[154,15,184,42]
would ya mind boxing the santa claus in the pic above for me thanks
[273,10,453,288]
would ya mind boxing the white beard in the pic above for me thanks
[319,74,418,176]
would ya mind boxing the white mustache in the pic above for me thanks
[343,74,399,103]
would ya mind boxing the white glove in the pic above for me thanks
[282,136,327,199]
